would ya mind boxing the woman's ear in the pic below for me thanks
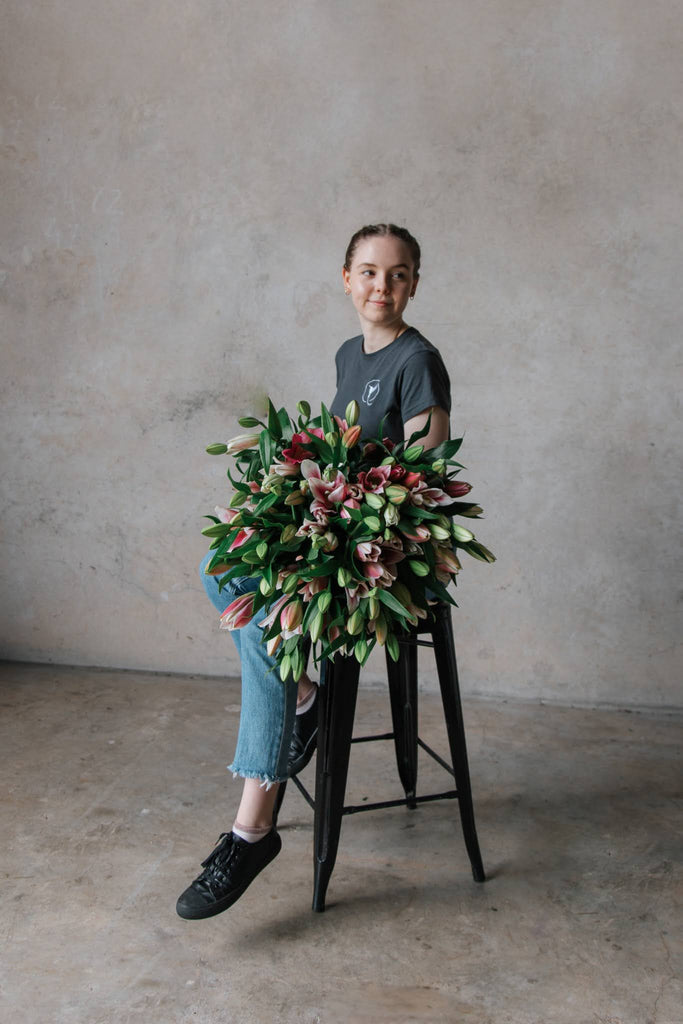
[342,266,351,295]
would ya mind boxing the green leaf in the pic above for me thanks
[201,522,232,538]
[426,437,463,461]
[267,397,282,439]
[320,402,334,435]
[259,431,273,473]
[376,589,412,619]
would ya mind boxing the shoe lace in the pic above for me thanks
[193,832,247,898]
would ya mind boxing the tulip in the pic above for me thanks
[226,433,260,454]
[281,599,303,631]
[342,424,362,449]
[220,592,256,630]
[206,442,228,456]
[345,400,360,426]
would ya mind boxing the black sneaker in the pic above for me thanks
[288,692,318,776]
[176,830,281,920]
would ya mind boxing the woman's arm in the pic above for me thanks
[403,406,450,450]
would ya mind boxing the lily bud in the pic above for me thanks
[282,573,300,594]
[337,566,352,587]
[342,424,362,449]
[364,492,385,510]
[229,490,248,508]
[226,433,260,454]
[297,400,311,419]
[322,531,338,552]
[279,654,292,681]
[460,504,484,518]
[206,443,228,456]
[284,490,305,506]
[309,610,325,643]
[445,479,472,498]
[238,416,261,428]
[429,524,451,542]
[266,634,282,657]
[354,637,368,663]
[256,541,268,560]
[325,431,338,448]
[374,612,388,645]
[281,599,303,631]
[386,633,400,662]
[409,559,430,577]
[367,596,379,620]
[431,459,446,474]
[260,576,275,596]
[403,444,424,463]
[347,609,364,635]
[437,547,462,574]
[385,484,408,505]
[280,524,297,543]
[384,504,400,526]
[204,561,233,576]
[317,591,332,614]
[380,456,396,466]
[451,524,474,543]
[363,515,382,533]
[345,400,360,426]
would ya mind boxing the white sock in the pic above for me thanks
[232,821,272,844]
[296,682,317,715]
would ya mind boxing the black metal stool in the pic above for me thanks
[276,601,486,912]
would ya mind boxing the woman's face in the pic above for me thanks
[342,235,418,332]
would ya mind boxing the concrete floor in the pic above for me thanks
[1,662,681,1024]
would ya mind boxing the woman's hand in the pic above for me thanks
[403,406,450,451]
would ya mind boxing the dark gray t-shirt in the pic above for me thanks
[330,327,451,443]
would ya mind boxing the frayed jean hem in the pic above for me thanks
[227,764,287,789]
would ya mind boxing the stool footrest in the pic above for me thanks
[342,790,459,816]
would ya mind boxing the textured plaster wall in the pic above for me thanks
[1,1,681,707]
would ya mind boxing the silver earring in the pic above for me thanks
[409,295,415,300]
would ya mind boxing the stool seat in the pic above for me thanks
[277,601,485,912]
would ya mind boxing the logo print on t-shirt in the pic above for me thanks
[362,379,381,406]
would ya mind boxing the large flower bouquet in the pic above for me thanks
[203,399,494,681]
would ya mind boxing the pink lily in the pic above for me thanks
[408,480,451,508]
[258,594,289,631]
[357,465,392,494]
[214,505,241,524]
[399,522,432,542]
[228,527,257,551]
[220,592,256,630]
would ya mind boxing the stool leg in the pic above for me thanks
[386,642,418,808]
[431,605,486,883]
[272,779,287,827]
[312,654,360,912]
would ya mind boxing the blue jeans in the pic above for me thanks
[199,552,298,785]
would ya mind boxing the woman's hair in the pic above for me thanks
[344,223,421,276]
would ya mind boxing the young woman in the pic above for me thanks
[176,224,452,919]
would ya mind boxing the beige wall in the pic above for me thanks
[2,1,681,707]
